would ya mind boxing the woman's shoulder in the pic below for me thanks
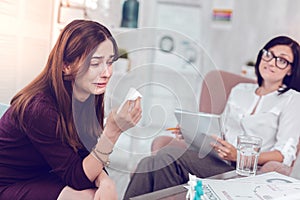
[226,83,257,103]
[278,89,300,113]
[231,83,257,93]
[284,89,300,100]
[27,91,58,115]
[287,88,300,95]
[32,91,55,104]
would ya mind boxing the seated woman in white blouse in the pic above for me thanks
[123,35,300,200]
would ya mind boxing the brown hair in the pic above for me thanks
[10,20,118,151]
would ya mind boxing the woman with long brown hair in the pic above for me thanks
[0,19,142,199]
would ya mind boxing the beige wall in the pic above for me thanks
[200,0,300,73]
[0,0,54,104]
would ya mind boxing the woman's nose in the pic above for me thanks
[101,65,111,77]
[268,57,276,67]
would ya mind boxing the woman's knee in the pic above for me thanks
[92,175,117,200]
[57,186,95,200]
[99,176,117,192]
[155,146,186,164]
[132,147,187,175]
[134,148,184,173]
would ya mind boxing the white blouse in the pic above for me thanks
[222,83,300,165]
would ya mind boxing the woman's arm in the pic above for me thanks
[93,171,118,200]
[83,98,142,183]
[258,150,283,165]
[211,136,284,165]
[25,98,95,190]
[82,132,116,182]
[272,92,300,166]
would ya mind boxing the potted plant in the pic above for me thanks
[114,48,131,73]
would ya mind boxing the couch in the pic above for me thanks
[0,103,9,118]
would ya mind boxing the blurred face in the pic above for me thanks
[73,39,114,101]
[259,45,293,86]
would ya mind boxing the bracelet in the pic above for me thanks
[91,150,110,167]
[93,147,113,155]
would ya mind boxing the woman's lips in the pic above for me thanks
[94,83,106,88]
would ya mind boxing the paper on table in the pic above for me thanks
[185,172,300,200]
[227,171,300,184]
[117,88,142,114]
[201,180,300,200]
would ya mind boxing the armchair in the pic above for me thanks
[0,103,9,118]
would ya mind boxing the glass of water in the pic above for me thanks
[236,135,263,176]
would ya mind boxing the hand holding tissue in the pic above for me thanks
[107,88,142,133]
[117,88,142,114]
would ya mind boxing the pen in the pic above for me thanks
[221,131,226,140]
[166,127,180,131]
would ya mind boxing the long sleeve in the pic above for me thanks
[271,90,300,165]
[0,93,95,190]
[23,96,95,190]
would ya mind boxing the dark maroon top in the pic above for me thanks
[0,92,95,199]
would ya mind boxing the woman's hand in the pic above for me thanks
[94,171,117,200]
[171,125,184,141]
[210,135,237,162]
[104,97,142,142]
